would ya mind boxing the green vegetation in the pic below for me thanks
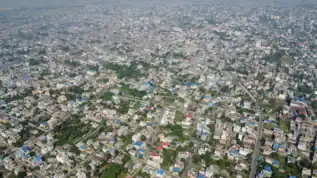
[162,149,177,169]
[64,59,80,67]
[120,134,133,147]
[7,172,27,178]
[209,156,235,170]
[29,58,46,66]
[297,84,313,94]
[270,152,286,167]
[133,102,141,109]
[192,154,201,164]
[174,110,185,121]
[5,87,34,102]
[136,171,151,178]
[278,119,290,133]
[312,101,317,110]
[100,92,114,101]
[87,65,99,72]
[98,78,109,84]
[119,85,147,98]
[201,151,213,166]
[67,85,85,94]
[264,123,275,130]
[103,62,146,79]
[165,124,187,142]
[1,122,12,129]
[100,163,127,178]
[211,90,217,97]
[54,117,93,145]
[236,106,256,114]
[117,101,130,114]
[140,135,146,141]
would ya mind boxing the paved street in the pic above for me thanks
[239,83,264,178]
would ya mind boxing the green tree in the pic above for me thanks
[192,155,201,164]
[140,135,146,141]
[100,163,124,178]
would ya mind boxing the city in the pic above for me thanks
[1,1,317,178]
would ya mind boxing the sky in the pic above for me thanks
[1,0,102,9]
[1,0,316,9]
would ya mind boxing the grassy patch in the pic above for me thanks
[278,119,290,133]
[264,123,275,130]
[162,149,177,169]
[175,110,185,121]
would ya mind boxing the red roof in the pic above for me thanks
[187,113,192,118]
[162,142,169,147]
[148,106,153,110]
[151,152,159,157]
[156,146,163,151]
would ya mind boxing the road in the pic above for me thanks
[239,83,264,178]
[28,123,48,132]
[223,71,265,178]
[181,141,201,178]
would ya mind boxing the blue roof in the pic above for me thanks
[264,165,272,172]
[171,89,177,92]
[115,120,121,124]
[138,148,145,153]
[21,146,30,152]
[295,97,305,101]
[172,167,181,172]
[229,150,239,154]
[184,82,198,86]
[40,121,48,125]
[289,176,296,178]
[274,128,281,132]
[279,145,285,148]
[135,141,143,147]
[273,160,279,165]
[33,155,42,163]
[247,122,256,125]
[197,174,205,178]
[0,100,5,105]
[264,120,271,123]
[202,95,211,99]
[82,96,88,101]
[23,76,31,80]
[208,103,216,107]
[258,155,264,160]
[273,143,279,150]
[157,169,165,175]
[147,123,153,127]
[202,132,209,136]
[80,145,87,149]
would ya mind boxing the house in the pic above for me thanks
[162,142,169,148]
[134,141,143,148]
[32,155,43,166]
[302,168,311,177]
[156,169,165,177]
[273,160,280,167]
[261,165,273,177]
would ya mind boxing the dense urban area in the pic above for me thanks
[1,1,317,178]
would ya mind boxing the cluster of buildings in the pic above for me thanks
[1,1,317,178]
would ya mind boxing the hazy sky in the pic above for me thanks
[1,0,316,9]
[1,0,102,8]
